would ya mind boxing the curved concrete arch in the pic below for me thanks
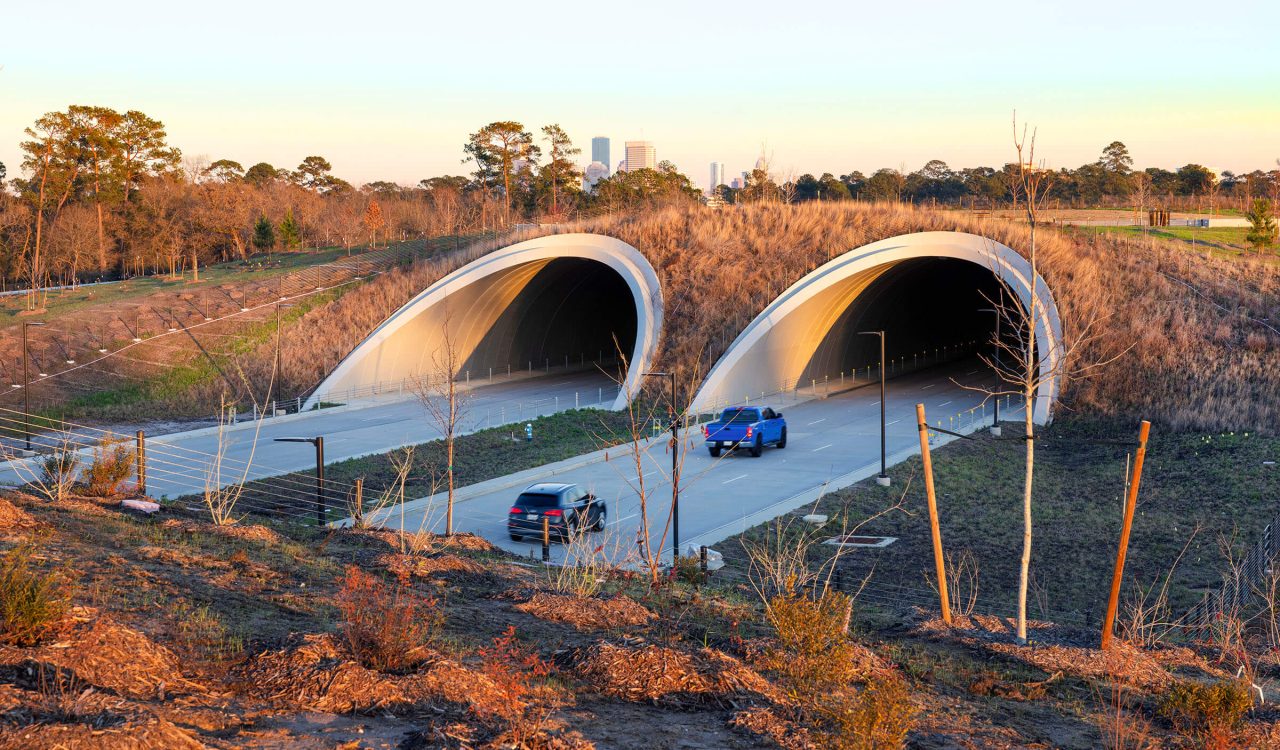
[690,231,1064,423]
[306,233,663,411]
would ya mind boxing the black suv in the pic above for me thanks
[507,483,606,541]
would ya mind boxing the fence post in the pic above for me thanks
[135,430,146,496]
[915,403,952,624]
[542,517,551,562]
[700,545,708,572]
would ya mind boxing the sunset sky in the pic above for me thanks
[2,0,1277,190]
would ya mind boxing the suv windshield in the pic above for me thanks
[721,408,761,424]
[516,493,560,508]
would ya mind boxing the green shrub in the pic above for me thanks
[0,545,72,647]
[1158,678,1252,738]
[38,450,80,502]
[83,433,135,497]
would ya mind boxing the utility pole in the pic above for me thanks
[644,371,680,559]
[859,330,890,486]
[21,321,46,451]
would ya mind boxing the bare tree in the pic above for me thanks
[960,114,1129,642]
[412,311,471,536]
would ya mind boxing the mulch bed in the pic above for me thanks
[0,608,202,700]
[572,642,779,706]
[380,552,486,578]
[516,593,655,631]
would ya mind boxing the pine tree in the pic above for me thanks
[278,207,302,250]
[1246,198,1278,252]
[252,214,275,252]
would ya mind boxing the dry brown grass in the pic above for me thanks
[573,642,777,705]
[516,202,1278,432]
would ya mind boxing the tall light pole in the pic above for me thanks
[643,371,680,559]
[21,321,46,452]
[979,308,1002,437]
[858,330,890,487]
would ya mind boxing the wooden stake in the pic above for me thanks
[1101,420,1152,650]
[916,403,952,624]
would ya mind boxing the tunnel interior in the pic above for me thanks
[456,257,637,378]
[798,257,1024,385]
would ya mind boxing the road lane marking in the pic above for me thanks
[722,474,748,484]
[967,369,979,375]
[807,418,826,425]
[920,384,936,390]
[939,400,952,407]
[887,419,901,425]
[812,444,832,452]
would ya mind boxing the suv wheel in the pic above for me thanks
[777,427,787,449]
[750,435,763,457]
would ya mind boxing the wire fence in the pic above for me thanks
[1182,520,1279,640]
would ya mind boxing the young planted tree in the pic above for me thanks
[412,313,471,536]
[251,214,275,252]
[1246,198,1278,253]
[278,207,302,250]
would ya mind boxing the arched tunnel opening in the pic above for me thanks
[457,257,637,379]
[797,257,1029,385]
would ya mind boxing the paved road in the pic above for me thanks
[0,369,620,499]
[374,358,1023,563]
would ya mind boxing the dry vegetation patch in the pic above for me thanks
[0,500,35,533]
[380,551,486,578]
[516,592,655,630]
[0,715,206,750]
[0,607,200,700]
[573,642,777,705]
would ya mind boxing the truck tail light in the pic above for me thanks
[703,425,709,438]
[746,426,754,438]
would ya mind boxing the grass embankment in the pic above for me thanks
[1080,225,1277,261]
[721,415,1280,626]
[213,407,646,518]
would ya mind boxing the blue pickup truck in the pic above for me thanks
[702,406,787,457]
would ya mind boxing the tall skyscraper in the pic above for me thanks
[709,162,725,194]
[623,141,655,172]
[591,137,610,173]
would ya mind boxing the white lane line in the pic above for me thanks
[722,474,748,485]
[812,444,832,452]
[939,400,952,407]
[920,384,936,390]
[609,513,638,527]
[887,419,901,426]
[807,418,826,425]
[967,369,979,375]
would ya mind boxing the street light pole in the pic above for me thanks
[858,330,890,486]
[979,308,1002,437]
[273,436,325,525]
[21,321,46,452]
[643,371,680,560]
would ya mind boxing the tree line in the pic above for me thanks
[724,142,1280,211]
[3,104,1276,293]
[0,109,701,294]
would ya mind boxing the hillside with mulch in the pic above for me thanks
[1,487,1278,748]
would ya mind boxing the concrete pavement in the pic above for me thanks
[372,358,1022,563]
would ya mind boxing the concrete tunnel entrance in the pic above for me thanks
[459,257,637,378]
[796,257,1012,388]
[305,234,663,410]
[690,231,1063,423]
